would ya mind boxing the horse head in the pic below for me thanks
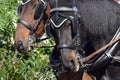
[49,0,87,72]
[15,0,50,53]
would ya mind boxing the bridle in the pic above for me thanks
[17,0,48,42]
[48,0,86,78]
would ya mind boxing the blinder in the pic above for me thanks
[45,23,57,38]
[45,17,79,38]
[34,0,47,20]
[17,4,23,16]
[22,0,30,5]
[69,17,78,38]
[46,15,78,38]
[17,0,31,16]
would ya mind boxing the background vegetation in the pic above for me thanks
[0,0,55,80]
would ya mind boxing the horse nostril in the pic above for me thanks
[69,59,75,68]
[69,58,80,72]
[70,59,74,64]
[18,40,24,50]
[18,40,22,45]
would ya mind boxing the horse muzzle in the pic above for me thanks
[15,36,35,53]
[60,50,81,72]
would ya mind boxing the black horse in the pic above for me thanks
[48,0,120,80]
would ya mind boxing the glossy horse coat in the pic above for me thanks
[77,0,120,80]
[50,0,120,80]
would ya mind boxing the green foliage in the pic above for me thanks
[0,0,56,80]
[0,0,18,48]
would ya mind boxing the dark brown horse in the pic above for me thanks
[47,0,93,80]
[14,0,92,80]
[49,0,120,80]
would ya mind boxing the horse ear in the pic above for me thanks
[34,2,44,20]
[17,4,23,16]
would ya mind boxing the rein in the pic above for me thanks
[82,27,120,71]
[31,44,55,48]
[81,36,120,63]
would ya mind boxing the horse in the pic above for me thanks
[48,0,120,80]
[14,0,92,80]
[14,0,50,53]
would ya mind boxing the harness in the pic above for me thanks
[81,27,120,71]
[47,0,120,79]
[17,0,120,80]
